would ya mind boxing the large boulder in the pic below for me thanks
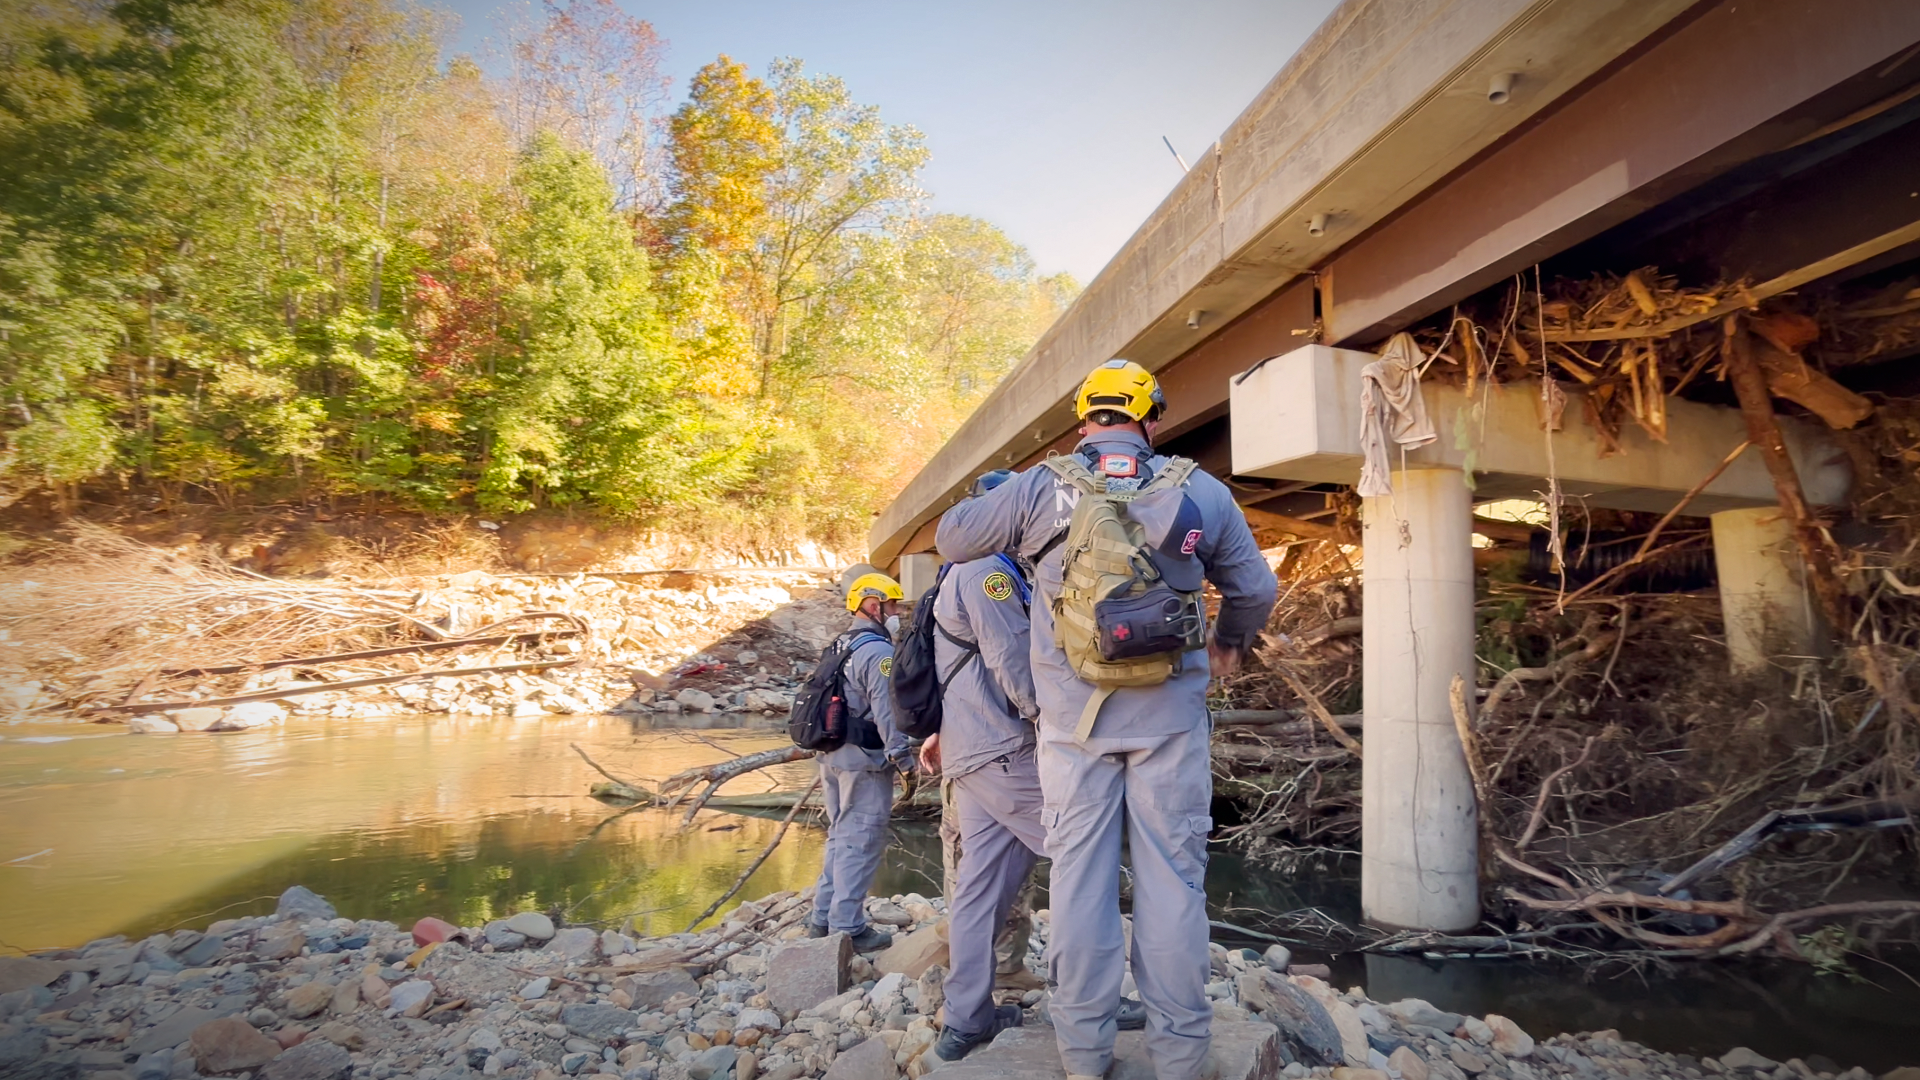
[766,933,852,1016]
[872,923,947,979]
[1234,970,1343,1067]
[191,1017,282,1073]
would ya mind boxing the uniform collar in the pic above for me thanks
[1076,429,1153,458]
[848,614,888,637]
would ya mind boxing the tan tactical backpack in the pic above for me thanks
[1038,453,1205,739]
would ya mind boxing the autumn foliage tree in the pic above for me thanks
[0,0,1075,545]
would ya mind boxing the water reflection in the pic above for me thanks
[2,715,1917,1070]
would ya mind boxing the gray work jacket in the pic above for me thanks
[932,556,1039,779]
[934,431,1278,740]
[821,616,912,773]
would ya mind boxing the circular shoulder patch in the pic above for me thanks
[878,656,893,678]
[982,571,1015,602]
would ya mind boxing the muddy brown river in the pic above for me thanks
[2,714,1916,1070]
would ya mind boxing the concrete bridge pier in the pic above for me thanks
[1360,466,1481,932]
[1710,507,1827,674]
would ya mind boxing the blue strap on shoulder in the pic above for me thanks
[990,553,1032,608]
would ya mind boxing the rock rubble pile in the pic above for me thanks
[2,886,1910,1080]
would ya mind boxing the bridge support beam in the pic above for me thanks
[1711,508,1826,674]
[1361,467,1480,931]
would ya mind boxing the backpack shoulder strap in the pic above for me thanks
[1142,456,1199,493]
[1038,454,1103,493]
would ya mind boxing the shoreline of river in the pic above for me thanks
[4,884,1910,1080]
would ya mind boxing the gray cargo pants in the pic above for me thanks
[810,762,894,933]
[941,777,1036,974]
[941,748,1047,1036]
[1039,721,1214,1080]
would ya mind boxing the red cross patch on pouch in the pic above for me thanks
[1098,454,1138,477]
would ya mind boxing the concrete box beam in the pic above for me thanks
[1229,345,1847,514]
[899,554,942,603]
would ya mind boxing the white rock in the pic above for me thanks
[388,980,433,1017]
[127,716,180,734]
[170,707,223,732]
[520,977,552,1000]
[468,1028,503,1053]
[675,689,716,713]
[211,701,287,731]
[1263,944,1292,971]
[506,912,556,941]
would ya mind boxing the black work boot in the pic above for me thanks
[847,924,893,952]
[1114,996,1147,1031]
[933,1004,1023,1062]
[804,919,828,939]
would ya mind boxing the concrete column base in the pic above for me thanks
[1711,507,1826,674]
[1361,467,1480,932]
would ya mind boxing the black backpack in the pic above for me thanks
[788,629,889,752]
[891,556,1029,739]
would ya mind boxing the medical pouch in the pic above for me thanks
[1095,583,1199,662]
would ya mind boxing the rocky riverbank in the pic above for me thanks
[78,569,851,733]
[2,886,1911,1080]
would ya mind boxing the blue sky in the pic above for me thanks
[439,0,1340,282]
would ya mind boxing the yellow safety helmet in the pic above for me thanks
[845,572,905,613]
[1075,359,1166,421]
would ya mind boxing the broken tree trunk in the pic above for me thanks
[1722,319,1850,632]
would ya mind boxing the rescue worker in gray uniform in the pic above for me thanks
[806,572,914,952]
[935,360,1278,1080]
[924,474,1044,1061]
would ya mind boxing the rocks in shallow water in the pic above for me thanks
[276,885,337,922]
[169,706,223,732]
[676,688,717,712]
[212,701,288,730]
[191,1015,282,1073]
[505,911,556,941]
[126,715,179,734]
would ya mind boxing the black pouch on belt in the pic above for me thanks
[1095,584,1197,661]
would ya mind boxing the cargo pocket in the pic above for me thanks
[1175,814,1214,889]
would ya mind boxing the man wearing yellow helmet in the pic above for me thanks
[804,571,913,952]
[935,359,1278,1080]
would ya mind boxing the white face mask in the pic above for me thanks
[884,615,902,637]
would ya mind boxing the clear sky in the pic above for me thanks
[439,0,1341,283]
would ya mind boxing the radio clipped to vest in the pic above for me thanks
[1038,452,1205,741]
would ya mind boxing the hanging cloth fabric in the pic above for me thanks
[1357,331,1438,497]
